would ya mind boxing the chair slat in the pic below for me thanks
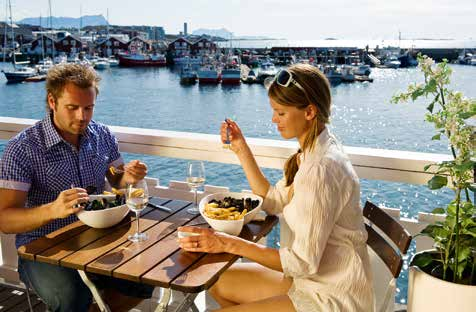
[365,224,403,278]
[363,201,412,254]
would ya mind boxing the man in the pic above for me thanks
[0,63,154,312]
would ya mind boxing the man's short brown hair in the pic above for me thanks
[45,63,101,110]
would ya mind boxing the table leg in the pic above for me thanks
[170,293,199,312]
[77,270,111,312]
[154,288,171,312]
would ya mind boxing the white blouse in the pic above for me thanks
[262,128,374,312]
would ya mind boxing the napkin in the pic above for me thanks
[252,210,267,221]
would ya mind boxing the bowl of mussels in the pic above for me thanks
[198,192,263,235]
[76,190,129,229]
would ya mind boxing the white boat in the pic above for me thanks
[341,65,355,83]
[174,56,202,65]
[221,64,241,85]
[256,61,278,83]
[470,55,476,66]
[108,57,119,67]
[36,58,54,75]
[384,55,401,69]
[94,58,111,70]
[3,66,37,83]
[353,64,371,76]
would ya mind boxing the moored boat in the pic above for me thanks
[197,65,221,84]
[3,66,37,83]
[118,53,167,67]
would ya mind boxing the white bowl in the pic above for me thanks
[76,204,129,229]
[88,194,116,202]
[199,192,263,236]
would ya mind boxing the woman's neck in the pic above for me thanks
[298,124,326,150]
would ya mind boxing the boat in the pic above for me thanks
[174,56,202,65]
[221,64,241,85]
[108,57,119,67]
[24,74,47,82]
[323,65,342,85]
[383,55,401,68]
[352,64,371,76]
[118,53,167,67]
[242,69,257,84]
[256,61,278,83]
[341,65,355,83]
[197,65,221,84]
[3,66,37,83]
[94,58,111,70]
[179,64,197,84]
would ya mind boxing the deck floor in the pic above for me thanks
[0,284,46,312]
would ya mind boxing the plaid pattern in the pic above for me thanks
[0,114,123,248]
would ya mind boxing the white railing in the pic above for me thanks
[0,116,452,285]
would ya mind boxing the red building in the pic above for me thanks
[55,34,83,55]
[168,37,193,58]
[95,36,129,56]
[128,36,152,53]
[190,37,217,56]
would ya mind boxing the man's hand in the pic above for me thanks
[122,160,148,185]
[50,188,89,219]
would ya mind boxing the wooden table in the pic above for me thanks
[17,197,278,312]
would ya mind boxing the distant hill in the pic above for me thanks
[17,15,108,28]
[192,28,232,39]
[192,28,274,40]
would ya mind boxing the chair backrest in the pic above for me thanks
[363,201,412,312]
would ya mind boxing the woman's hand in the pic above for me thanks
[178,226,235,253]
[221,119,248,155]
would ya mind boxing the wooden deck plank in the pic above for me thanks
[112,216,206,284]
[59,199,178,270]
[87,201,197,275]
[170,216,278,292]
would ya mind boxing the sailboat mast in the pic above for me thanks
[3,0,8,63]
[7,0,15,66]
[40,13,45,61]
[106,8,109,39]
[48,0,55,58]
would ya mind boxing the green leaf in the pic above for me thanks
[428,175,448,190]
[411,252,434,268]
[427,102,435,113]
[458,246,471,262]
[431,133,441,140]
[454,161,475,173]
[432,207,446,214]
[462,227,476,237]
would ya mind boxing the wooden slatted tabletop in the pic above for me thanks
[17,197,278,293]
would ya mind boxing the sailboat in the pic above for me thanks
[2,0,36,83]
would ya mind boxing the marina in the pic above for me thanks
[0,1,474,310]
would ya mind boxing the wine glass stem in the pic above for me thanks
[136,211,140,235]
[193,187,198,208]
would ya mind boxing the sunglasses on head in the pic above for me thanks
[273,69,306,93]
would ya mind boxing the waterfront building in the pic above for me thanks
[191,37,217,56]
[128,36,153,53]
[95,36,129,56]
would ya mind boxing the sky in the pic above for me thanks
[5,0,476,40]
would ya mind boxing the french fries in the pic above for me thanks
[203,202,247,221]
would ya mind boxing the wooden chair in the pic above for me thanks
[363,201,412,312]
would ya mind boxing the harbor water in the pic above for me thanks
[1,62,475,304]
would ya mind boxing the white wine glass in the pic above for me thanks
[186,161,205,215]
[126,180,149,242]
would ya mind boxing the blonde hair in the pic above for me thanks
[267,63,331,186]
[45,63,100,110]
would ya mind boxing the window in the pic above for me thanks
[63,40,68,45]
[199,42,203,47]
[114,41,119,47]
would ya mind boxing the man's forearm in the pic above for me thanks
[0,204,54,234]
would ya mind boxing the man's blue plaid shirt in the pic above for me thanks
[0,114,123,248]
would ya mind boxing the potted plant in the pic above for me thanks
[392,54,476,311]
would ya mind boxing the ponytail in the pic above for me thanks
[284,149,301,187]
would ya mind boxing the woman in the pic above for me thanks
[178,64,374,312]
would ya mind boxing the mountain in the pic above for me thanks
[192,28,232,39]
[192,28,274,40]
[17,15,108,28]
